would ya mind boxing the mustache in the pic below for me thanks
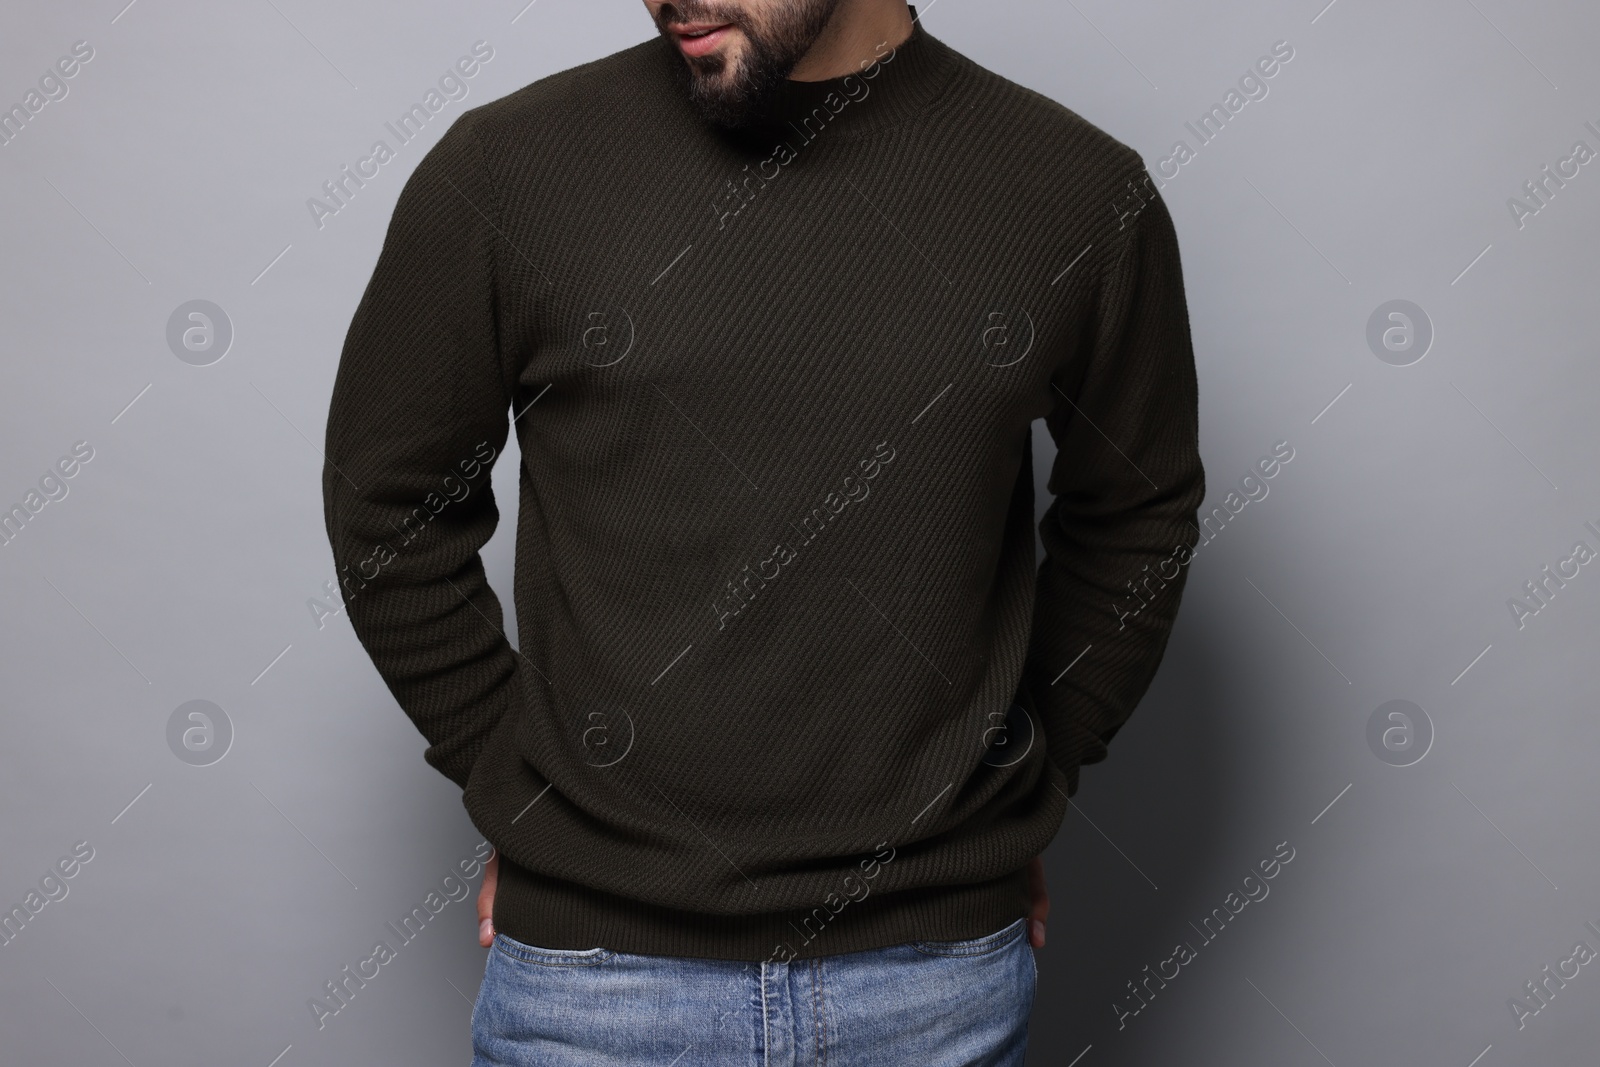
[655,1,747,31]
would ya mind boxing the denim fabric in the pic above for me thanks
[469,916,1036,1065]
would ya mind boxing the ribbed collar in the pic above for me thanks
[751,6,955,140]
[663,5,958,145]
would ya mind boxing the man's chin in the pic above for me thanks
[688,93,757,131]
[686,74,777,132]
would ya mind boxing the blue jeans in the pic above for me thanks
[469,916,1036,1065]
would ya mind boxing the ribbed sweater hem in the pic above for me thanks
[490,852,1033,962]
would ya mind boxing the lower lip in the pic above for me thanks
[675,25,732,57]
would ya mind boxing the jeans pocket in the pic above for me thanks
[911,916,1028,958]
[492,932,615,967]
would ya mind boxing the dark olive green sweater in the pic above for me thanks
[322,7,1204,961]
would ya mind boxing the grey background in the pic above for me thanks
[1,0,1596,1063]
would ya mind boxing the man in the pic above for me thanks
[322,0,1204,1061]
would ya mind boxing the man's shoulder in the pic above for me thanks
[943,45,1150,192]
[924,43,1160,251]
[461,34,670,139]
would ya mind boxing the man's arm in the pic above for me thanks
[1024,176,1206,798]
[321,111,521,791]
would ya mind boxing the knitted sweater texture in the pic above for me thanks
[322,8,1205,961]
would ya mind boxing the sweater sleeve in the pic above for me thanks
[1023,177,1206,797]
[321,111,521,792]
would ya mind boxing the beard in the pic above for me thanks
[655,0,845,130]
